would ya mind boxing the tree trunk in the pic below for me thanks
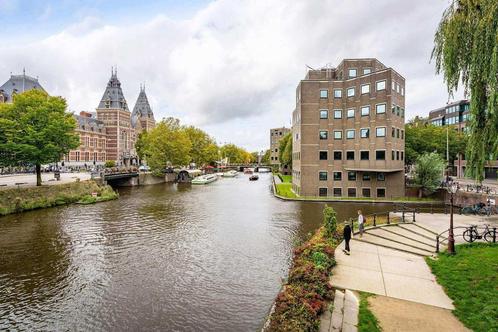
[418,188,423,198]
[36,163,42,186]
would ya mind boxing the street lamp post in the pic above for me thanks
[447,182,458,254]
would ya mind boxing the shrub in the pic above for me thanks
[323,205,337,236]
[104,160,116,168]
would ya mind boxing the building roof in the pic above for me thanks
[97,68,129,111]
[73,112,106,132]
[0,70,46,103]
[131,85,154,127]
[428,99,469,116]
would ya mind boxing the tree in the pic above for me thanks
[137,117,191,173]
[261,149,270,164]
[405,123,467,165]
[183,126,219,166]
[219,144,251,164]
[250,151,259,164]
[432,0,498,181]
[278,132,292,168]
[0,90,79,186]
[323,205,337,236]
[413,152,445,197]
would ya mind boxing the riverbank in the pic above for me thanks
[0,180,118,216]
[272,175,442,204]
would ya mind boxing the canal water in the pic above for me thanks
[0,173,396,331]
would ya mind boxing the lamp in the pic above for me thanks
[446,182,458,254]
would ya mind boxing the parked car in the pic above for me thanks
[139,165,150,172]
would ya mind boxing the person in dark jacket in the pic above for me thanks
[343,221,353,255]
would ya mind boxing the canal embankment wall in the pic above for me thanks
[0,180,117,216]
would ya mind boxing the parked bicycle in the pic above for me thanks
[461,203,488,216]
[462,224,497,243]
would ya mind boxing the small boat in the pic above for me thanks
[258,167,270,173]
[244,168,254,174]
[191,174,218,185]
[249,175,259,181]
[222,170,238,178]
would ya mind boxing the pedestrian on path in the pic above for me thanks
[343,221,352,255]
[357,210,364,238]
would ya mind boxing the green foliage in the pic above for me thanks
[183,126,219,166]
[104,160,116,168]
[426,243,498,332]
[432,0,498,181]
[136,117,192,172]
[261,149,271,164]
[275,183,297,198]
[219,143,251,164]
[277,173,292,183]
[405,122,467,165]
[267,227,338,332]
[414,152,445,195]
[323,205,337,236]
[0,90,79,185]
[278,132,292,168]
[358,293,381,332]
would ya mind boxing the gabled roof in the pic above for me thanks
[97,68,129,111]
[131,85,154,127]
[0,70,46,103]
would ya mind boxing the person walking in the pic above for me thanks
[358,210,364,238]
[343,221,352,255]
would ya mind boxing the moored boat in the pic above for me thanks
[191,174,218,185]
[222,170,238,178]
[243,168,254,174]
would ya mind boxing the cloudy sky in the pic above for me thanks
[0,0,462,151]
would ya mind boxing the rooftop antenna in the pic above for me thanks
[22,67,26,92]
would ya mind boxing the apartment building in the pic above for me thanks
[270,127,291,171]
[428,100,497,179]
[292,58,405,198]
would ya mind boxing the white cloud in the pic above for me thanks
[0,0,458,151]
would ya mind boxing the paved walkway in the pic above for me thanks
[0,172,91,189]
[330,239,454,309]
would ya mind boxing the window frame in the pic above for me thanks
[360,150,370,160]
[319,150,328,160]
[376,80,386,91]
[375,150,386,160]
[360,128,370,138]
[360,105,370,117]
[347,87,355,97]
[320,89,328,99]
[319,109,328,119]
[360,84,370,95]
[375,103,387,114]
[346,129,355,139]
[376,127,386,137]
[334,89,342,98]
[334,130,343,140]
[334,109,342,119]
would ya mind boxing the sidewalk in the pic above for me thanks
[0,172,91,189]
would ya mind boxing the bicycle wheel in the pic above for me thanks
[484,230,497,243]
[478,208,489,216]
[463,229,478,242]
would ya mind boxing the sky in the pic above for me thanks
[0,0,463,151]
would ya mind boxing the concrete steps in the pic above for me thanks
[353,222,439,256]
[320,289,359,332]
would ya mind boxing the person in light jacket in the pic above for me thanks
[358,210,364,238]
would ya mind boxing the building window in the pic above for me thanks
[334,109,342,119]
[362,188,371,197]
[347,109,355,118]
[363,173,370,181]
[392,81,396,90]
[401,151,404,160]
[319,171,328,181]
[334,151,342,160]
[376,80,386,91]
[401,130,404,139]
[396,128,400,138]
[401,87,404,96]
[377,188,386,198]
[376,150,386,160]
[348,188,357,197]
[320,89,328,99]
[396,151,400,160]
[346,129,355,139]
[346,151,355,160]
[320,109,328,119]
[319,188,328,197]
[348,171,356,181]
[319,130,328,140]
[363,68,371,75]
[75,151,80,162]
[347,87,355,97]
[392,150,395,160]
[334,89,342,98]
[360,151,369,160]
[334,131,342,140]
[361,106,370,116]
[319,151,328,160]
[361,84,370,94]
[377,173,385,181]
[333,188,342,197]
[376,127,386,137]
[333,172,342,181]
[348,68,357,78]
[376,103,386,114]
[360,128,370,138]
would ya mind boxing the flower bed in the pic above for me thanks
[265,207,341,331]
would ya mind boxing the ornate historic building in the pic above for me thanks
[1,69,156,167]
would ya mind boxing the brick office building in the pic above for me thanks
[270,127,290,172]
[292,58,406,198]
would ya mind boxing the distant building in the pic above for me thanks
[428,99,497,179]
[0,70,45,103]
[292,58,405,198]
[270,127,291,171]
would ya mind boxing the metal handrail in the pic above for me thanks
[435,225,497,252]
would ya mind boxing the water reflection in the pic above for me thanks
[0,174,395,331]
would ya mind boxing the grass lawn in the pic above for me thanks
[277,173,292,183]
[358,293,381,332]
[426,243,498,332]
[275,183,297,198]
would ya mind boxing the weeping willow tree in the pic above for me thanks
[432,0,498,182]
